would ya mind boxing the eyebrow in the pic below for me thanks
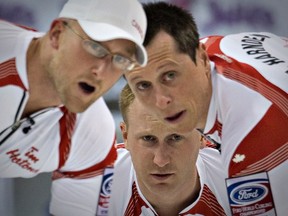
[129,58,180,81]
[125,44,137,57]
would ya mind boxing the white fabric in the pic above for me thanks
[201,32,288,215]
[0,20,116,216]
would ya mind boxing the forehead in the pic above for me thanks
[126,31,179,79]
[127,98,173,133]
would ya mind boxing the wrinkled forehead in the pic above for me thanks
[125,44,180,84]
[127,97,177,133]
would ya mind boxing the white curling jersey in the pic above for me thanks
[0,20,117,216]
[201,32,288,216]
[109,144,229,216]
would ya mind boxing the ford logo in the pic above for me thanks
[102,175,113,196]
[231,184,267,205]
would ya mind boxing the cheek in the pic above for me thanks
[130,148,149,172]
[127,142,151,166]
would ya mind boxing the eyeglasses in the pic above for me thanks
[63,21,136,71]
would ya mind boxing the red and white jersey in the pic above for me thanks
[201,32,288,215]
[0,20,117,216]
[109,145,229,216]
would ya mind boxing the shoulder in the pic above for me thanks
[76,97,115,130]
[109,144,134,215]
[203,32,287,61]
[197,148,230,213]
[198,148,223,172]
[70,97,116,149]
[197,148,227,185]
[204,32,288,93]
[0,20,38,39]
[0,20,43,63]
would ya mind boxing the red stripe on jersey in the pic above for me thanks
[52,134,117,180]
[206,36,288,116]
[181,184,226,216]
[0,19,37,32]
[230,105,288,177]
[237,142,288,176]
[222,67,288,116]
[56,107,76,170]
[115,143,125,149]
[0,58,26,90]
[124,182,151,216]
[205,116,223,138]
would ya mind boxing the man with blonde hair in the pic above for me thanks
[108,84,229,215]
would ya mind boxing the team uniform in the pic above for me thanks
[201,32,288,216]
[108,144,230,216]
[0,20,117,216]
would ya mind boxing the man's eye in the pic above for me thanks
[91,44,107,56]
[114,55,127,64]
[168,134,183,142]
[136,82,151,90]
[142,135,157,142]
[163,71,176,81]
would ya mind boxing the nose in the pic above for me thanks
[91,57,113,78]
[153,145,170,167]
[154,87,172,110]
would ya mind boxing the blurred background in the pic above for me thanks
[0,0,287,215]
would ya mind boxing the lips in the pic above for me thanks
[151,173,173,181]
[79,82,95,94]
[165,110,185,122]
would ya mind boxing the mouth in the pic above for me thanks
[151,173,174,181]
[79,82,95,94]
[165,110,185,123]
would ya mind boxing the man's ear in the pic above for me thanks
[120,122,129,149]
[199,43,211,77]
[48,19,64,49]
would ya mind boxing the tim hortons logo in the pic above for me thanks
[6,147,40,173]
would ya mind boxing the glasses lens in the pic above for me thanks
[82,40,109,58]
[82,40,135,71]
[113,55,134,71]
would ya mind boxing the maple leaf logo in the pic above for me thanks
[232,154,245,163]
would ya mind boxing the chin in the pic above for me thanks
[65,103,89,113]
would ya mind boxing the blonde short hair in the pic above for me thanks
[119,84,135,126]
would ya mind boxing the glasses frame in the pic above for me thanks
[62,21,136,71]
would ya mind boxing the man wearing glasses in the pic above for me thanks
[0,0,147,215]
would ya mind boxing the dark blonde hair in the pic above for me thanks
[119,84,135,126]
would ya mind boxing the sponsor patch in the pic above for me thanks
[226,172,276,216]
[96,166,114,216]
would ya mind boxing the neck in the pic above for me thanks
[22,35,61,118]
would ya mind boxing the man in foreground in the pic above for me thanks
[108,84,229,215]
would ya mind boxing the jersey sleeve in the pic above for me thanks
[50,98,117,216]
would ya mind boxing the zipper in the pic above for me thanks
[0,120,22,146]
[0,108,54,146]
